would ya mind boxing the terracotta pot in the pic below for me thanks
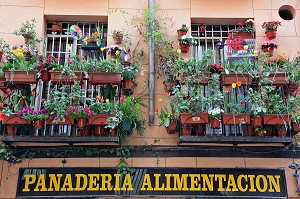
[122,79,135,95]
[277,128,287,137]
[24,35,32,44]
[19,99,26,107]
[180,113,209,124]
[259,72,289,85]
[50,70,83,85]
[179,43,190,53]
[113,36,123,45]
[34,119,45,129]
[41,71,51,82]
[94,125,106,136]
[181,124,191,136]
[262,114,291,125]
[210,119,220,128]
[231,32,254,39]
[251,116,262,126]
[222,113,251,125]
[292,122,300,135]
[177,29,187,37]
[6,126,17,136]
[52,24,62,32]
[5,70,38,84]
[88,114,115,125]
[166,120,177,134]
[110,128,117,136]
[265,30,277,40]
[242,124,253,136]
[77,117,87,127]
[2,114,28,125]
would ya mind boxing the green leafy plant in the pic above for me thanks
[13,18,42,44]
[247,88,266,117]
[157,103,178,127]
[233,19,255,33]
[85,57,122,72]
[0,38,9,53]
[178,35,196,45]
[178,24,189,31]
[87,97,115,115]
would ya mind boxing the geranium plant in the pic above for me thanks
[234,19,255,33]
[262,21,281,31]
[66,106,92,120]
[37,54,59,72]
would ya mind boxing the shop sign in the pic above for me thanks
[17,168,287,198]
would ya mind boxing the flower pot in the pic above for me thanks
[180,113,209,124]
[41,71,51,82]
[262,114,291,125]
[122,79,135,95]
[77,117,87,127]
[242,124,253,136]
[177,29,187,37]
[179,43,190,53]
[292,122,300,135]
[251,116,262,126]
[210,119,220,128]
[6,126,17,136]
[52,24,62,32]
[231,32,254,39]
[24,35,32,44]
[50,70,83,85]
[88,72,122,85]
[221,72,253,85]
[110,128,117,136]
[94,125,106,136]
[277,128,287,137]
[259,72,289,85]
[181,124,192,136]
[265,30,277,40]
[34,119,45,129]
[88,114,115,125]
[5,70,38,84]
[222,113,251,125]
[122,121,133,135]
[113,36,123,45]
[166,120,177,134]
[2,114,28,125]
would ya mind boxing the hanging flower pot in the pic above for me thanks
[210,119,220,128]
[52,24,62,32]
[77,117,87,127]
[179,43,190,53]
[41,71,51,82]
[113,36,123,45]
[34,119,45,129]
[265,30,277,40]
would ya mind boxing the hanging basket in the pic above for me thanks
[52,24,62,32]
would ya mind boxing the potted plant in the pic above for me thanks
[105,45,123,59]
[118,96,146,137]
[229,19,255,39]
[18,106,49,129]
[208,107,224,129]
[81,26,103,49]
[66,106,92,128]
[52,20,62,32]
[260,40,278,57]
[37,54,60,82]
[112,30,124,45]
[177,24,189,37]
[13,18,42,45]
[157,103,178,134]
[247,88,266,127]
[262,21,281,40]
[178,35,196,53]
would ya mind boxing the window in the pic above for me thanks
[45,21,108,64]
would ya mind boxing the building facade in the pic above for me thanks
[0,0,300,198]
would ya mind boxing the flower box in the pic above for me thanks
[222,113,251,125]
[259,72,289,85]
[88,114,116,125]
[50,70,83,84]
[2,114,29,125]
[180,113,209,124]
[221,72,253,85]
[262,114,291,125]
[81,41,107,50]
[88,72,122,85]
[5,70,38,84]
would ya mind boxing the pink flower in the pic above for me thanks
[294,91,298,96]
[237,22,243,27]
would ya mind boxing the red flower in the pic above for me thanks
[5,88,11,94]
[31,91,36,96]
[120,97,125,103]
[225,87,230,92]
[154,108,158,113]
[236,81,242,87]
[41,98,46,103]
[54,57,59,61]
[240,99,245,105]
[96,95,101,101]
[294,91,298,96]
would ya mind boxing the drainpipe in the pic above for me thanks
[148,0,155,125]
